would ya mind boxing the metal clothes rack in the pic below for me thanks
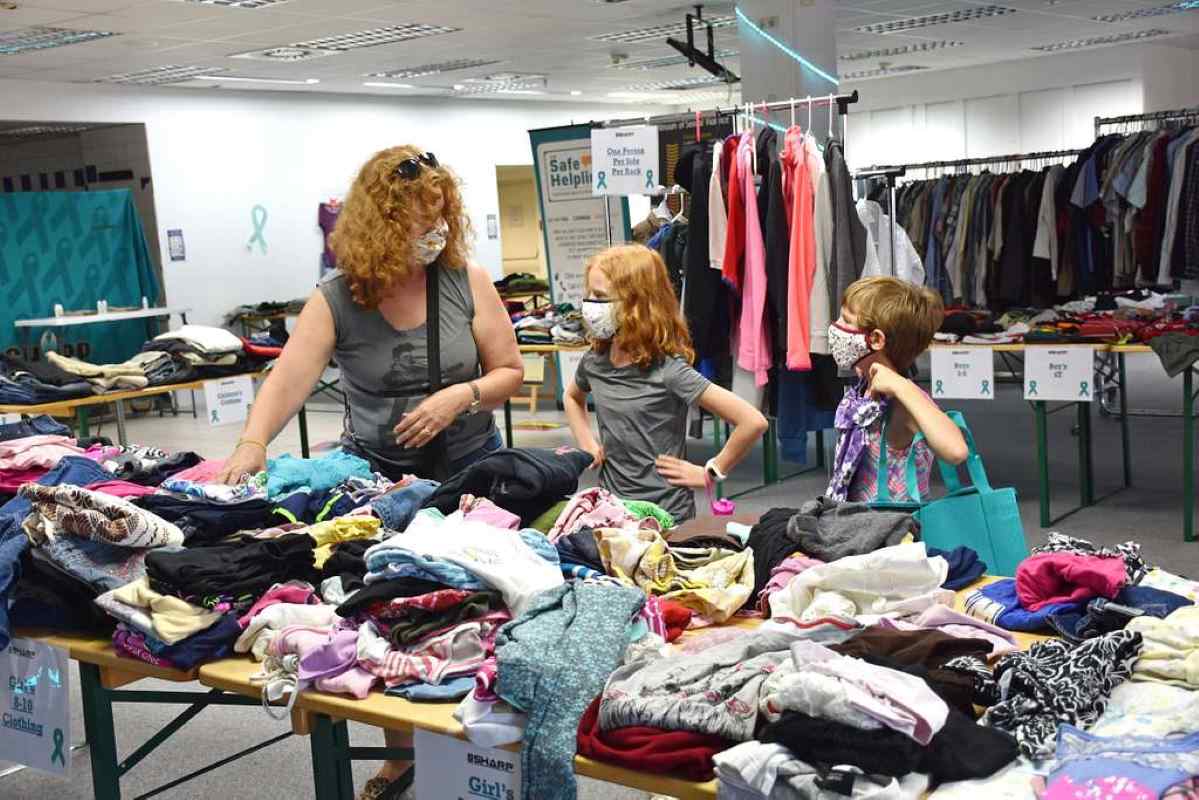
[603,90,860,140]
[1095,106,1199,136]
[853,167,906,278]
[859,147,1084,176]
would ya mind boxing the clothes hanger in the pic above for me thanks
[807,96,813,136]
[790,98,796,129]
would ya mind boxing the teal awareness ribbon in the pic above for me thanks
[595,171,608,191]
[644,169,655,190]
[51,728,65,766]
[934,380,944,395]
[1028,380,1039,396]
[980,379,991,395]
[1079,380,1089,398]
[246,205,268,254]
[211,409,220,424]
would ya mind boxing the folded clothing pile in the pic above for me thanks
[0,352,93,403]
[142,324,267,377]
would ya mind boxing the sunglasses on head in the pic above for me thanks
[394,152,439,180]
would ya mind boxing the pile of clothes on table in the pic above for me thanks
[7,433,1199,800]
[0,325,274,405]
[509,303,584,347]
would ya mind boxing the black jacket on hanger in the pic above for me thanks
[679,145,726,362]
[763,157,790,365]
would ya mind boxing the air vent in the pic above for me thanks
[842,65,929,79]
[839,41,965,61]
[855,5,1015,34]
[1093,1,1198,23]
[290,23,460,52]
[464,71,545,84]
[591,14,735,44]
[366,58,504,80]
[97,64,225,85]
[1030,28,1173,51]
[0,26,117,55]
[621,75,729,91]
[230,46,338,62]
[452,81,545,95]
[169,0,291,7]
[609,48,737,70]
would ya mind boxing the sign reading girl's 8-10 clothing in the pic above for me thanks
[0,637,71,775]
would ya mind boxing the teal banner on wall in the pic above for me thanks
[0,190,160,365]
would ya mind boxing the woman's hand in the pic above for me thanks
[393,385,471,449]
[655,455,707,489]
[215,442,267,484]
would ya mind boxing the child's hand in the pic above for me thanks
[585,443,605,470]
[655,455,706,489]
[866,362,907,400]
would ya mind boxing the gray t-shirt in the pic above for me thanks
[575,351,711,521]
[319,267,496,476]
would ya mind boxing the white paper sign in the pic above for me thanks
[1,638,71,776]
[1024,346,1094,402]
[203,374,254,427]
[414,728,521,800]
[590,126,660,196]
[556,349,587,399]
[930,348,995,400]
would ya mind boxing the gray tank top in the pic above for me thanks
[319,267,496,475]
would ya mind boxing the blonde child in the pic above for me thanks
[565,245,768,522]
[826,276,968,502]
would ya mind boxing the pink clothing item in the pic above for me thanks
[474,658,498,701]
[83,445,123,463]
[639,594,667,639]
[365,588,480,621]
[759,555,824,612]
[0,435,84,470]
[460,494,520,530]
[548,487,634,542]
[239,582,320,628]
[721,133,747,291]
[169,459,227,484]
[1016,552,1127,612]
[0,467,47,492]
[847,416,935,504]
[86,480,158,498]
[782,128,817,370]
[876,604,1019,657]
[316,666,376,699]
[268,624,336,659]
[735,134,772,387]
[359,620,492,688]
[113,628,177,669]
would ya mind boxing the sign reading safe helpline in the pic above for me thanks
[415,728,521,800]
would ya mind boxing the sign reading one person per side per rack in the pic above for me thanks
[590,126,661,197]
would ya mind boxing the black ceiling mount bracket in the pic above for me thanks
[665,3,740,84]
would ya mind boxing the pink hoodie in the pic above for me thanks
[782,127,816,370]
[736,133,772,386]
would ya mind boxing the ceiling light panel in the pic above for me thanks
[621,75,729,91]
[842,65,930,79]
[855,6,1016,35]
[1030,27,1173,50]
[366,58,504,80]
[0,26,117,55]
[169,0,292,7]
[289,23,460,52]
[839,41,965,61]
[453,81,544,94]
[1092,1,1199,23]
[591,14,736,44]
[609,49,738,70]
[97,64,226,85]
[230,46,339,62]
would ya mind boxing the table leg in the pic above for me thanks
[298,405,310,459]
[114,401,128,446]
[309,714,346,800]
[77,407,90,439]
[330,718,355,799]
[1035,401,1050,528]
[79,663,121,800]
[1185,368,1195,543]
[1117,353,1132,488]
[1078,400,1094,507]
[503,400,514,448]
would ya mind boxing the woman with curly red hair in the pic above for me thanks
[565,244,767,521]
[218,145,523,485]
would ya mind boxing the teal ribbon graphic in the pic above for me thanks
[595,171,608,190]
[1028,380,1039,396]
[211,409,220,424]
[51,728,65,766]
[980,379,991,395]
[933,380,944,395]
[1079,380,1089,398]
[644,169,655,189]
[246,205,268,254]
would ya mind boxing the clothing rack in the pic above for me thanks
[859,147,1084,175]
[603,90,860,138]
[852,167,906,278]
[1094,106,1199,136]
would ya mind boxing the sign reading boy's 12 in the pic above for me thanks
[1024,346,1095,402]
[590,126,660,196]
[0,638,71,776]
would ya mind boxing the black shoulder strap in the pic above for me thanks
[424,263,451,481]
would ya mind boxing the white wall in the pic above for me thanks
[0,79,655,326]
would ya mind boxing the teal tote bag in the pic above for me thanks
[873,410,1028,577]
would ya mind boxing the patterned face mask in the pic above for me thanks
[582,299,619,341]
[413,218,449,266]
[828,322,874,370]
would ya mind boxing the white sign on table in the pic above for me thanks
[414,728,521,800]
[1024,346,1095,402]
[590,126,660,196]
[203,374,255,427]
[930,348,995,400]
[0,637,71,776]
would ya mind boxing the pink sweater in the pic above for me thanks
[735,134,772,387]
[782,128,817,370]
[1015,552,1126,611]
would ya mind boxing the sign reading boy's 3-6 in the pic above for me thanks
[590,126,661,196]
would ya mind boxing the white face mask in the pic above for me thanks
[581,299,619,341]
[828,322,873,370]
[413,218,449,265]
